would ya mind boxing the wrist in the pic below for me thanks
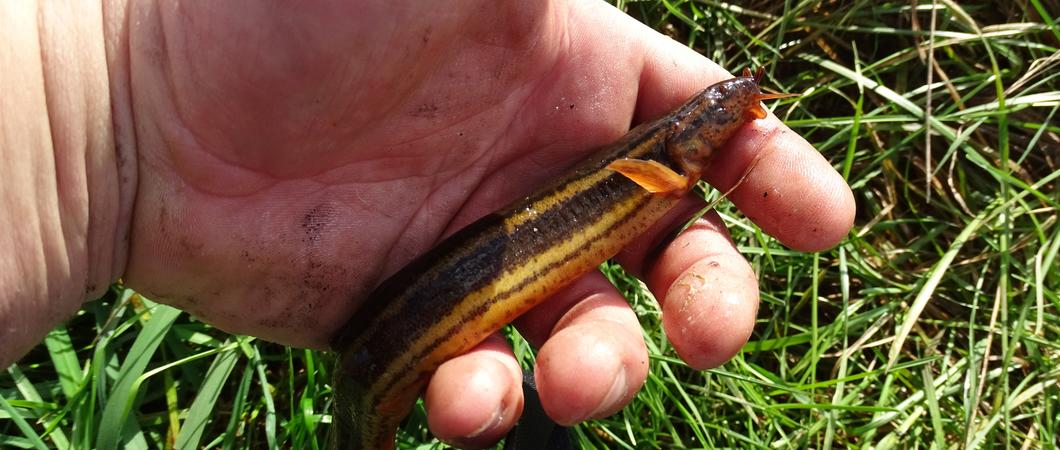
[0,1,135,365]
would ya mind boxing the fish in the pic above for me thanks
[329,68,788,449]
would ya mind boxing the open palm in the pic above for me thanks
[119,1,853,446]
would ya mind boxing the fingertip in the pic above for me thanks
[644,215,759,369]
[535,317,648,425]
[425,335,523,449]
[662,257,758,369]
[514,273,649,426]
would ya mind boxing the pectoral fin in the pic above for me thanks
[606,159,690,194]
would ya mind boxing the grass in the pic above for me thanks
[4,0,1060,448]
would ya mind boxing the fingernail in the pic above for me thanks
[590,366,627,419]
[465,403,504,439]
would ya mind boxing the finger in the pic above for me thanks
[704,120,855,251]
[638,211,759,369]
[632,25,855,251]
[424,333,523,449]
[516,272,649,425]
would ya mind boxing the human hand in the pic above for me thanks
[4,0,854,447]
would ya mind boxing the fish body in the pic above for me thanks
[330,71,774,449]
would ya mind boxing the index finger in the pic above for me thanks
[705,117,855,251]
[635,39,855,251]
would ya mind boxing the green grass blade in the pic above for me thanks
[174,342,240,450]
[4,365,70,449]
[95,302,182,450]
[0,394,48,450]
[220,361,255,450]
[251,344,279,450]
[43,325,82,399]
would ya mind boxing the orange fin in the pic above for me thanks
[607,159,690,194]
